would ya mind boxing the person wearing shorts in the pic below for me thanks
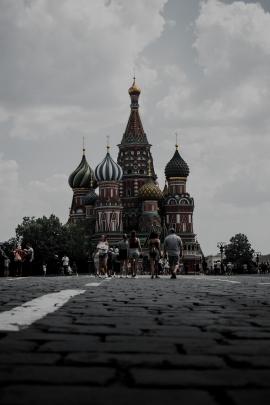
[128,230,142,278]
[164,228,183,279]
[118,234,128,277]
[148,231,161,279]
[97,235,109,277]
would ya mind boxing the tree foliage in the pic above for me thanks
[15,215,92,273]
[225,233,254,271]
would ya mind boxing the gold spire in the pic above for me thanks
[128,76,141,95]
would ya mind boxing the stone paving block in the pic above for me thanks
[0,353,61,365]
[209,341,270,356]
[227,355,270,368]
[97,340,175,354]
[64,352,226,369]
[0,339,38,352]
[130,368,270,388]
[37,336,100,353]
[0,365,115,385]
[228,389,270,405]
[0,385,218,405]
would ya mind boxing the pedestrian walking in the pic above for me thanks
[42,263,47,277]
[4,256,10,277]
[97,235,109,277]
[148,231,161,279]
[72,261,78,276]
[61,255,70,275]
[128,230,142,278]
[13,245,26,277]
[118,234,129,277]
[24,243,34,276]
[92,249,100,276]
[164,228,183,279]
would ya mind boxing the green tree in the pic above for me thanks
[15,215,92,273]
[225,233,255,272]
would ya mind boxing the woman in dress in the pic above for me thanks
[128,231,142,278]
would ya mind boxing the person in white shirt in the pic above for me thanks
[96,235,109,277]
[164,228,183,279]
[62,255,69,275]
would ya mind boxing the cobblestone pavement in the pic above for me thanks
[0,275,270,405]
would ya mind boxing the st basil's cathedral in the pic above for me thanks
[68,79,202,270]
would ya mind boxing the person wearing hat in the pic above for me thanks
[164,228,183,279]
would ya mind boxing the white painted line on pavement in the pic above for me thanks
[180,276,241,284]
[258,283,270,285]
[0,289,85,332]
[7,277,27,281]
[208,278,241,284]
[85,282,102,287]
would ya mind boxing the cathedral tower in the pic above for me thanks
[137,161,163,234]
[68,147,96,223]
[164,141,201,270]
[117,78,157,231]
[94,146,123,238]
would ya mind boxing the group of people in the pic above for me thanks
[5,243,34,277]
[94,228,183,279]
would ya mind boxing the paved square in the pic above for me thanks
[0,275,270,404]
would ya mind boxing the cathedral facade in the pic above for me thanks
[68,79,202,270]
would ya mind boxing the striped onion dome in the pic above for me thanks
[165,146,189,179]
[68,151,96,189]
[95,149,123,182]
[138,179,163,201]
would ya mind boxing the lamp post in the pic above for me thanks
[254,251,261,271]
[217,242,226,274]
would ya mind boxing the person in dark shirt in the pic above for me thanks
[148,231,161,279]
[128,230,142,278]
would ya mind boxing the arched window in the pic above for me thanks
[180,198,189,205]
[168,198,177,205]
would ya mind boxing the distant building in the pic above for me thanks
[68,79,202,268]
[206,254,222,270]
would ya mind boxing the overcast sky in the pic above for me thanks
[1,0,270,255]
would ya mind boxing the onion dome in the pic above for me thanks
[165,145,189,179]
[95,147,123,182]
[128,77,141,95]
[138,179,163,201]
[68,150,96,189]
[84,188,98,206]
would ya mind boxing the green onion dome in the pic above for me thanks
[138,179,163,201]
[165,146,189,179]
[84,188,98,206]
[68,152,96,189]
